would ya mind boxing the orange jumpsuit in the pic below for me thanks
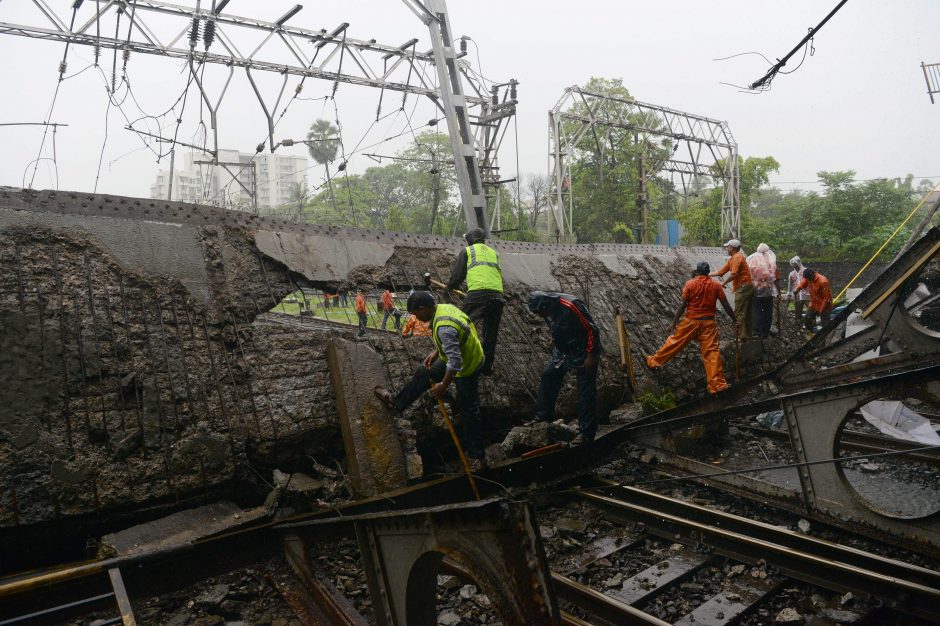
[401,316,431,337]
[646,275,730,394]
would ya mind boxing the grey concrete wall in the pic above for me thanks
[0,187,782,533]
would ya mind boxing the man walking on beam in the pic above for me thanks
[647,261,737,395]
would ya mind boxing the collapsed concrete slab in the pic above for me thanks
[0,187,809,539]
[327,338,409,496]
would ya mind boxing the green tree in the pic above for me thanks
[306,119,345,223]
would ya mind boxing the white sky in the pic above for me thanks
[0,0,937,199]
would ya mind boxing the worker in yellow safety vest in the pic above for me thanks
[373,290,487,471]
[447,227,504,375]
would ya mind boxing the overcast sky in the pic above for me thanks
[1,0,937,201]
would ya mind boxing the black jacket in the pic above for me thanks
[528,291,602,367]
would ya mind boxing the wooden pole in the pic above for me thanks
[615,305,637,394]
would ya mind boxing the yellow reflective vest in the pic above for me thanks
[431,304,484,378]
[465,243,503,293]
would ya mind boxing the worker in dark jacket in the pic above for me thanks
[447,227,503,375]
[526,291,603,445]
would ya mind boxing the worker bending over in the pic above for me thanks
[527,291,603,446]
[373,291,487,471]
[447,228,504,375]
[647,261,736,395]
[711,238,754,340]
[794,268,833,331]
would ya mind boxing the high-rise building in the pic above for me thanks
[150,150,308,211]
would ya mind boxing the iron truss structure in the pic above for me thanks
[0,0,517,233]
[548,85,739,242]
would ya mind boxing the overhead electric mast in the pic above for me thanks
[0,0,516,233]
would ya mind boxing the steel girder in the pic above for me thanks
[284,498,561,626]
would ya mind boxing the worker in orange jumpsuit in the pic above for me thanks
[355,289,368,337]
[401,313,432,337]
[794,268,833,331]
[710,239,754,340]
[647,261,737,394]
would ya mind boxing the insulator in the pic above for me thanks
[337,161,346,172]
[203,20,216,50]
[188,17,200,48]
[122,48,130,64]
[93,44,101,65]
[460,37,467,54]
[281,139,295,147]
[491,86,498,105]
[510,81,517,101]
[427,118,438,127]
[294,82,303,95]
[58,60,67,76]
[256,142,265,153]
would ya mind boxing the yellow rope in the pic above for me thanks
[833,180,940,304]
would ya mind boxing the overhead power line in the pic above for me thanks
[748,0,849,91]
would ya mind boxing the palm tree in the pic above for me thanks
[306,119,342,221]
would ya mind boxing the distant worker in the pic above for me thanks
[526,291,602,446]
[355,289,368,337]
[373,291,487,471]
[710,238,754,340]
[401,313,432,337]
[747,243,781,339]
[380,289,402,331]
[785,256,810,322]
[447,227,504,375]
[794,268,833,331]
[647,262,736,394]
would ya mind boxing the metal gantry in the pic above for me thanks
[547,86,740,242]
[0,0,516,233]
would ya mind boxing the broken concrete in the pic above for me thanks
[327,338,408,496]
[0,187,809,537]
[99,501,267,557]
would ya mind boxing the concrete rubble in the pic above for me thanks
[0,188,809,556]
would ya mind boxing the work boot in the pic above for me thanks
[570,433,594,447]
[372,386,397,411]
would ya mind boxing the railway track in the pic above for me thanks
[4,469,940,625]
[522,477,940,625]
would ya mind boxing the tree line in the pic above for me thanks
[270,77,933,261]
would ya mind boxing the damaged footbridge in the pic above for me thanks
[2,188,940,625]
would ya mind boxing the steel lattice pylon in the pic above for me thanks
[0,0,516,233]
[548,85,740,243]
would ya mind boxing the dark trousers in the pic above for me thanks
[462,291,503,375]
[804,308,831,331]
[381,308,402,330]
[534,361,598,440]
[394,360,484,459]
[357,311,368,335]
[754,296,774,338]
